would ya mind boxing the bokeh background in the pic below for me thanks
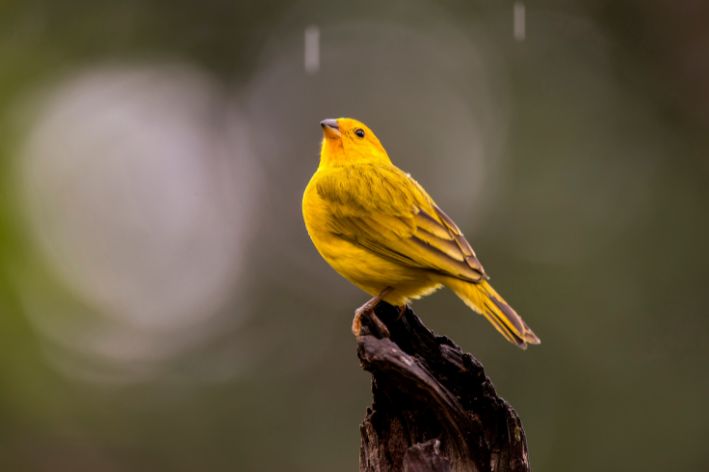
[1,1,708,470]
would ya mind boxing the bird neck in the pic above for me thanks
[318,138,392,169]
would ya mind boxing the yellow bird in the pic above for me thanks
[302,118,540,349]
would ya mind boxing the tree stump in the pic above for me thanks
[356,302,530,472]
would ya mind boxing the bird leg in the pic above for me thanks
[397,304,409,320]
[352,287,393,338]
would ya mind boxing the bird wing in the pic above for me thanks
[315,164,486,282]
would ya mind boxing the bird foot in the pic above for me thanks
[352,289,392,338]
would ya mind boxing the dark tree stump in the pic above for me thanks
[356,303,530,472]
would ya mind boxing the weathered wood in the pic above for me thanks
[357,303,530,472]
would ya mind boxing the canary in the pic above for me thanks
[302,118,540,348]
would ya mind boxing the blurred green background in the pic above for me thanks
[1,0,707,470]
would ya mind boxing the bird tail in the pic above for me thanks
[444,278,541,349]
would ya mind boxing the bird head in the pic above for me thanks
[319,118,391,167]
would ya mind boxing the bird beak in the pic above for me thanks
[320,118,341,138]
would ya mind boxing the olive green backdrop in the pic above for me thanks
[0,1,707,470]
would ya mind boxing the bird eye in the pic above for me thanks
[355,128,365,138]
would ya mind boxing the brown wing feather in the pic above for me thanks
[431,204,487,279]
[412,207,487,282]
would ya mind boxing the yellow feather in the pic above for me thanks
[302,117,540,348]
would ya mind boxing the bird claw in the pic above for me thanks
[352,301,390,338]
[351,288,395,338]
